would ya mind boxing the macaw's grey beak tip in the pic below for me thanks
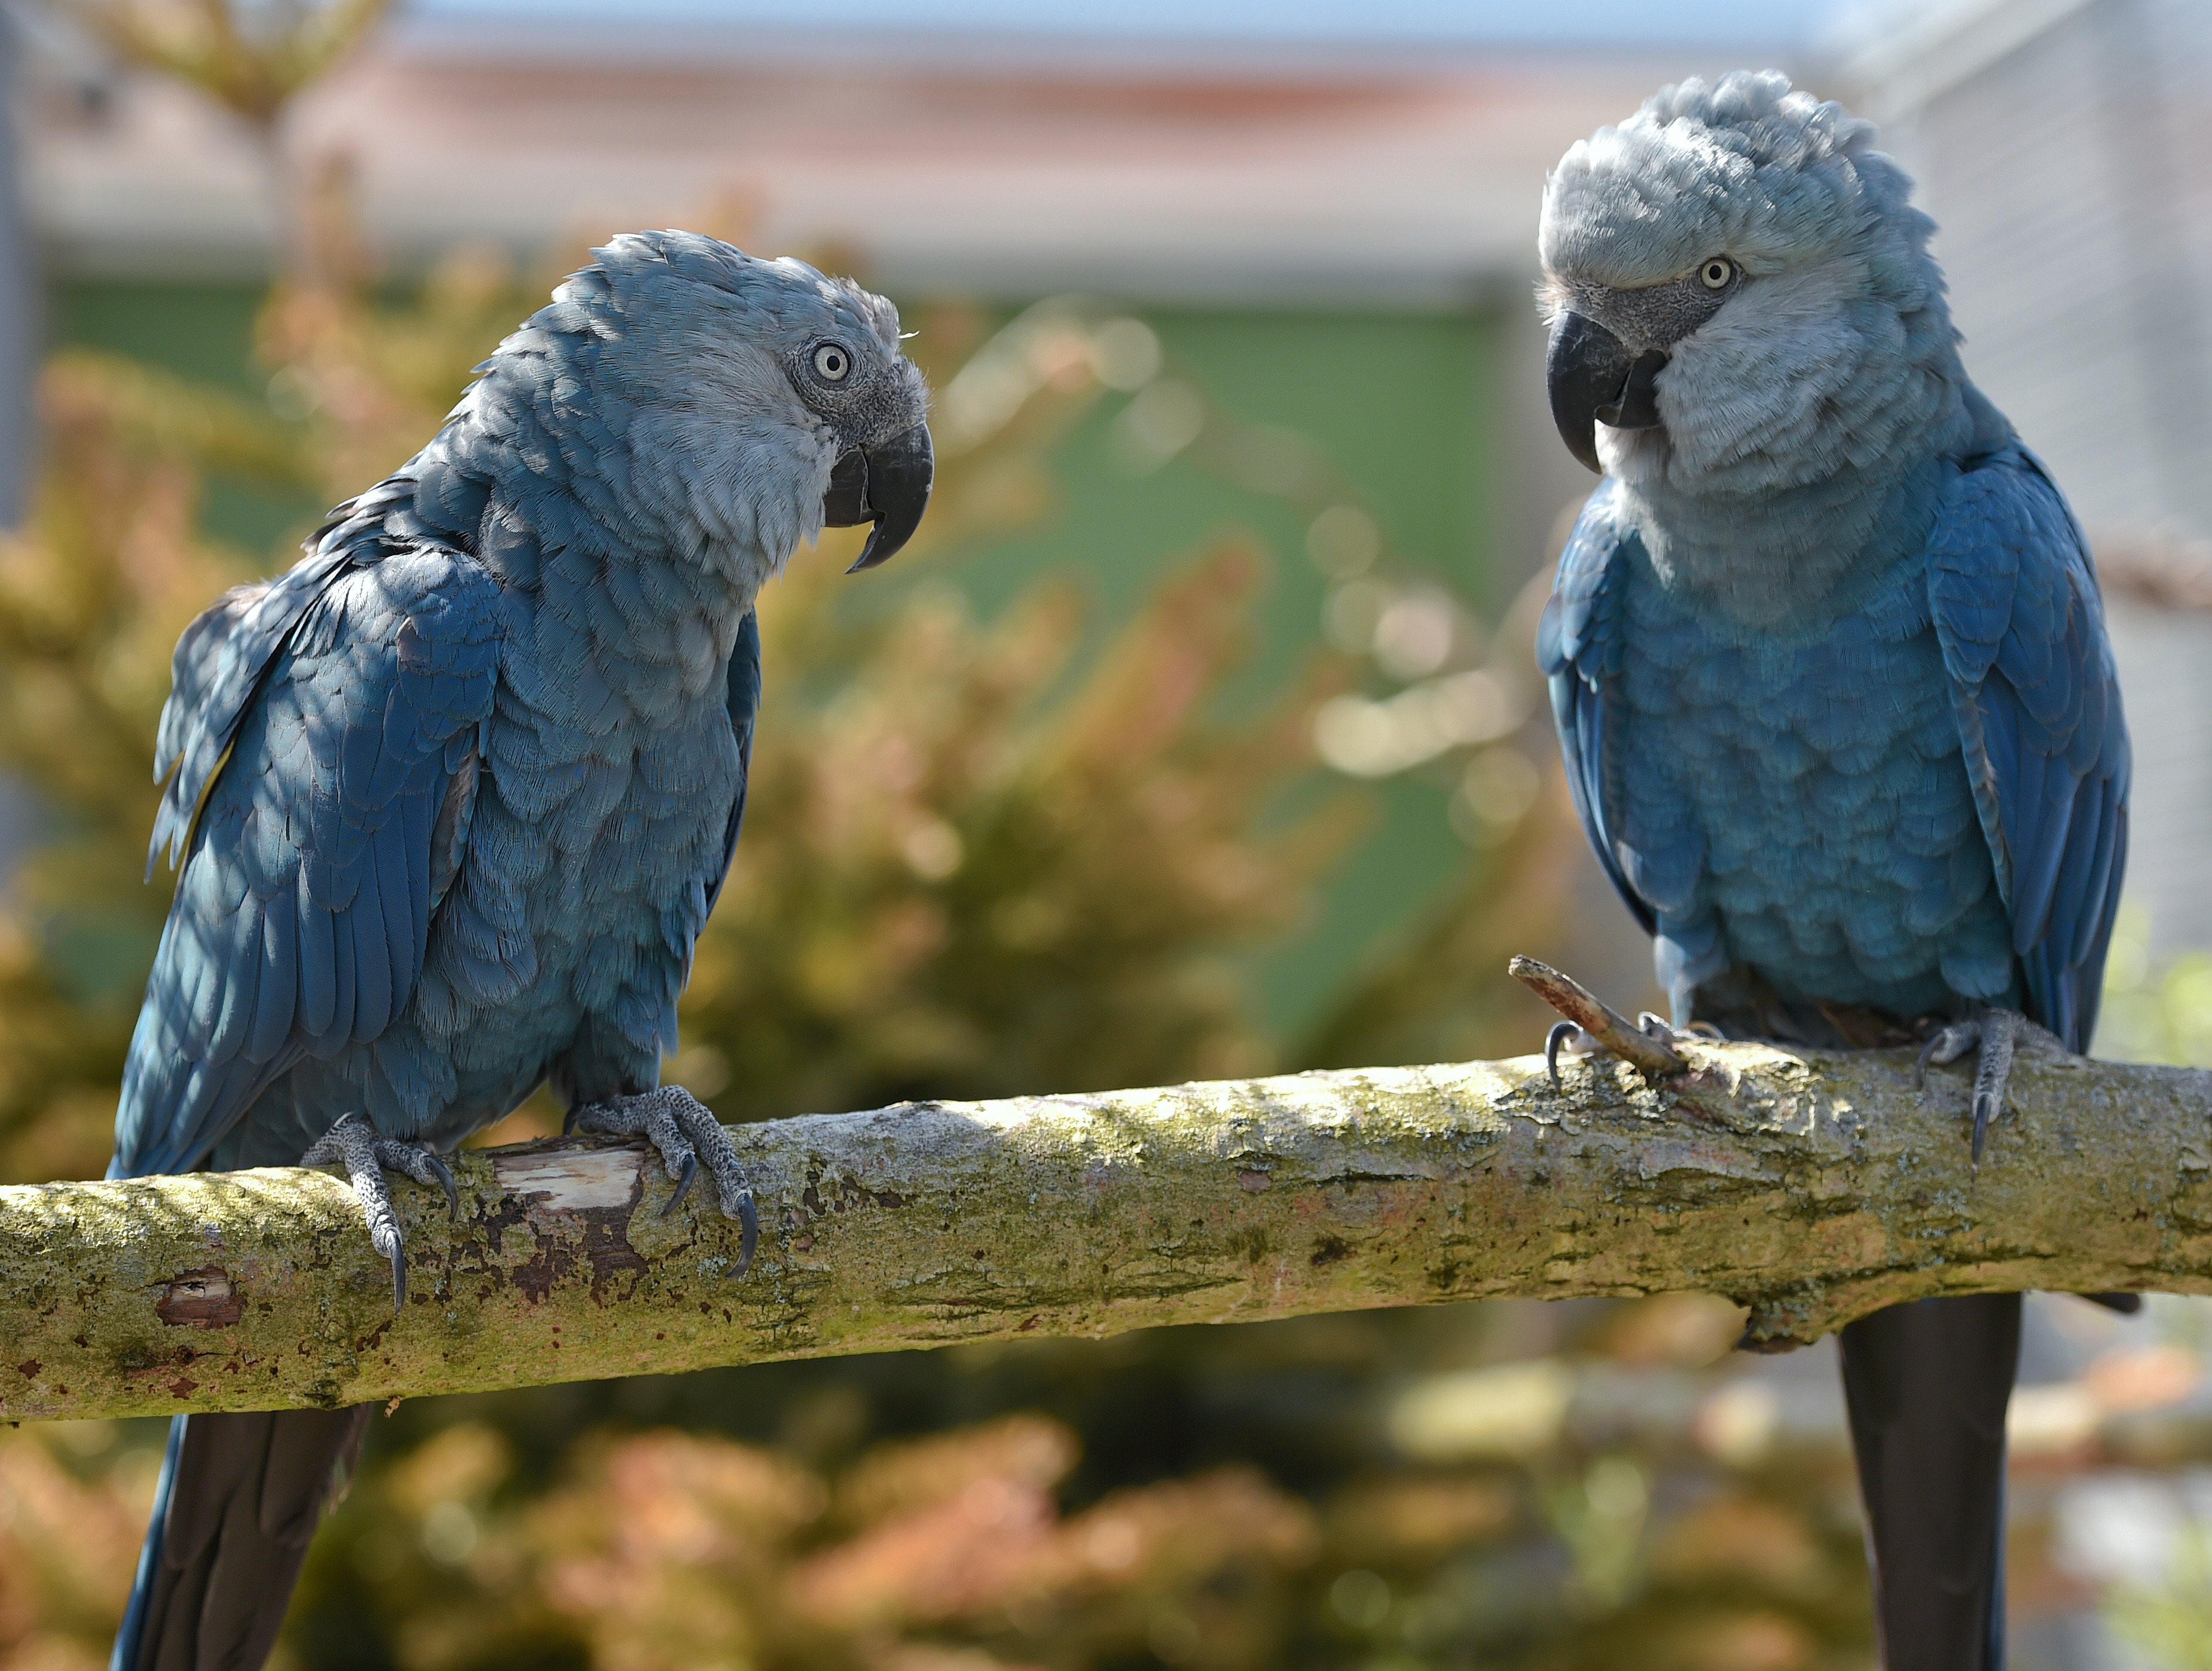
[1546,311,1667,475]
[822,422,934,574]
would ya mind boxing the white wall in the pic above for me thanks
[1870,0,2212,537]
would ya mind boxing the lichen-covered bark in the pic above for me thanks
[5,1038,2210,1420]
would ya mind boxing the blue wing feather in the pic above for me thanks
[147,549,347,878]
[1929,447,2130,1053]
[1537,489,1656,938]
[111,534,501,1179]
[146,479,426,878]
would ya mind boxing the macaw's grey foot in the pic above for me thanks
[1915,1008,2032,1165]
[571,1086,758,1278]
[301,1114,459,1312]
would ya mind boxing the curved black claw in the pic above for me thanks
[1913,1023,1974,1092]
[1913,1037,1936,1091]
[375,1138,459,1213]
[573,1087,758,1279]
[1545,1021,1582,1089]
[416,1149,461,1220]
[662,1153,698,1218]
[388,1243,407,1311]
[735,1192,759,1280]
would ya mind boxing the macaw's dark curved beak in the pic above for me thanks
[822,422,934,573]
[1546,312,1667,474]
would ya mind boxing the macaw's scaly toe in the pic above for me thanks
[572,1086,759,1278]
[1915,1009,2031,1165]
[302,1115,459,1312]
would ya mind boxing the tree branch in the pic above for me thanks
[5,1034,2208,1421]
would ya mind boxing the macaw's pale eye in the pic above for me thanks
[812,342,853,383]
[1699,257,1735,290]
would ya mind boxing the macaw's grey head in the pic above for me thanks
[471,230,932,581]
[1539,71,1966,496]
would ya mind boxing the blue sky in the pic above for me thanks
[408,0,1887,52]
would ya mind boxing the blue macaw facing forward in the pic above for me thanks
[1535,75,2128,1670]
[108,232,934,1671]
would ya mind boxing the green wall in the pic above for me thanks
[51,281,1503,1045]
[953,308,1500,1035]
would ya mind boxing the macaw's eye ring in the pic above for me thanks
[1699,258,1735,290]
[813,342,852,382]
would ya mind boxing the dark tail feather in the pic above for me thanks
[1839,1293,2021,1671]
[111,1417,186,1671]
[111,1407,372,1671]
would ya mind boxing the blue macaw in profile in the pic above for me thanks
[109,232,933,1671]
[1534,73,2129,1670]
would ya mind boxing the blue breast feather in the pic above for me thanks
[1538,446,2128,1053]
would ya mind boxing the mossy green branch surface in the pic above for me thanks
[5,1038,2211,1420]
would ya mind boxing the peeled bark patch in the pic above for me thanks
[155,1268,245,1329]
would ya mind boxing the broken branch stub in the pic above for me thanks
[1508,955,1685,1079]
[4,1034,2211,1421]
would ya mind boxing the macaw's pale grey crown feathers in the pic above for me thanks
[1540,71,1977,513]
[577,231,909,367]
[1541,70,1926,293]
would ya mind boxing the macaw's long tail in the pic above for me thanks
[1838,1293,2022,1671]
[111,1407,372,1671]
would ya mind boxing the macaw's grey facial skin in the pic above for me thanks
[105,232,932,1671]
[1534,73,2132,1671]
